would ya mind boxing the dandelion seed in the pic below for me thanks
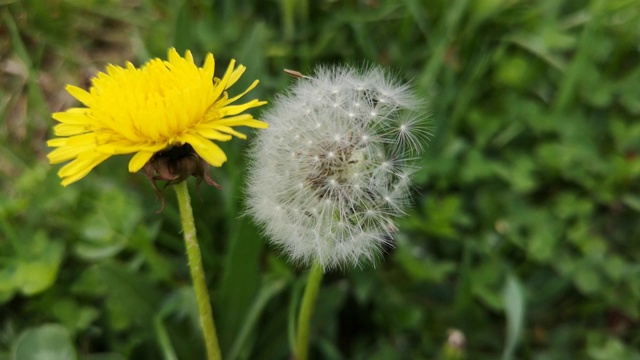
[246,65,429,270]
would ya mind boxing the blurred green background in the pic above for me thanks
[1,0,640,359]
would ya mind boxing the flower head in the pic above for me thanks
[246,66,430,270]
[48,48,267,186]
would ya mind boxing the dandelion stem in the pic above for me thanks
[295,261,324,360]
[174,181,221,360]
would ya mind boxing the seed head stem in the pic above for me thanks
[295,261,324,360]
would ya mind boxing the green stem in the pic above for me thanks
[174,181,222,360]
[295,261,324,360]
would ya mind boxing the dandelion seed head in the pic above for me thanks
[246,65,429,270]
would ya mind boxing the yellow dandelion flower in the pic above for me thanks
[47,48,267,186]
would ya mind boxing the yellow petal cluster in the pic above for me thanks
[48,48,267,186]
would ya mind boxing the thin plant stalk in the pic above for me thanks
[295,261,324,360]
[174,181,222,360]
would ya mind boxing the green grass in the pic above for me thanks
[1,0,640,359]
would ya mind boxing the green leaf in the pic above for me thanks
[415,195,464,238]
[0,231,64,300]
[15,243,64,296]
[573,262,602,295]
[394,239,456,282]
[83,354,127,360]
[13,324,76,360]
[218,218,264,353]
[527,228,557,263]
[502,274,525,360]
[97,262,161,330]
[618,67,640,114]
[51,298,100,333]
[227,277,287,360]
[471,262,504,311]
[586,332,640,360]
[75,189,143,261]
[603,255,627,282]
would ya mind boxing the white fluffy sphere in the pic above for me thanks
[246,66,429,270]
